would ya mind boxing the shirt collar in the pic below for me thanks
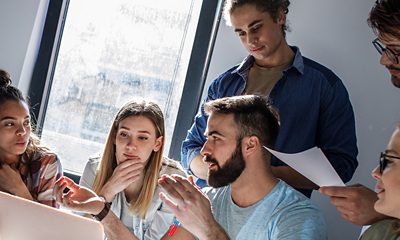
[231,46,304,75]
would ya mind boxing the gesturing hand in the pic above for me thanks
[99,160,144,202]
[54,176,104,215]
[158,175,219,240]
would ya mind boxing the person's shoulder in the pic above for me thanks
[28,151,58,165]
[79,156,101,187]
[267,181,327,236]
[271,180,318,210]
[84,155,101,171]
[360,219,400,240]
[211,62,243,85]
[160,157,186,177]
[301,56,342,87]
[88,155,101,164]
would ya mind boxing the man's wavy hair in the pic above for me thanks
[223,0,291,37]
[368,0,400,39]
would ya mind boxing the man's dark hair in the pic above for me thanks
[204,95,279,149]
[223,0,290,36]
[368,0,400,39]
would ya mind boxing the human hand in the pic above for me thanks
[54,176,104,215]
[0,163,30,197]
[99,160,144,202]
[158,175,223,240]
[320,184,388,225]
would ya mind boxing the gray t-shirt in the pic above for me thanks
[205,180,327,240]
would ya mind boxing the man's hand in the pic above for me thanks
[54,176,104,215]
[158,175,228,240]
[0,163,32,200]
[319,184,388,225]
[99,160,144,202]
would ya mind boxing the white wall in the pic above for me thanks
[206,0,400,239]
[0,0,48,93]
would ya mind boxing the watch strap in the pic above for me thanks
[92,199,111,221]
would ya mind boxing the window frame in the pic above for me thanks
[29,0,223,178]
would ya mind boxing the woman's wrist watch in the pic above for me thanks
[92,195,111,221]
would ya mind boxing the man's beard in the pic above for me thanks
[205,140,246,188]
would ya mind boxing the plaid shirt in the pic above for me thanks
[18,152,63,208]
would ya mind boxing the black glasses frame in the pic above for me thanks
[372,38,400,64]
[379,152,400,173]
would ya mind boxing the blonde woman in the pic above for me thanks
[55,99,185,240]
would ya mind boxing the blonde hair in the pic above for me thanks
[92,99,165,219]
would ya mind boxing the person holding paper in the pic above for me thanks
[0,69,62,207]
[159,95,327,240]
[55,99,186,240]
[320,0,400,239]
[181,0,358,198]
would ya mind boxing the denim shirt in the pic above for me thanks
[181,47,358,197]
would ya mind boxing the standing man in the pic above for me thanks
[160,95,327,240]
[181,0,358,197]
[320,0,400,239]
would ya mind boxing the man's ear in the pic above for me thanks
[244,136,259,154]
[277,8,287,25]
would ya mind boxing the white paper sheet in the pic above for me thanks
[263,146,345,187]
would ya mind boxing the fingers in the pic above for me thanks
[62,176,80,190]
[110,160,144,185]
[319,186,350,197]
[188,175,195,185]
[173,175,203,196]
[158,174,205,212]
[54,178,69,203]
[159,192,179,212]
[159,175,186,201]
[54,176,80,204]
[115,160,144,174]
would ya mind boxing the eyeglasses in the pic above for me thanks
[379,152,400,173]
[372,38,400,64]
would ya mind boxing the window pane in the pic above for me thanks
[41,0,203,174]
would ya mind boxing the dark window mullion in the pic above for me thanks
[168,0,223,161]
[29,0,69,136]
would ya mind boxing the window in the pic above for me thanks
[31,0,221,175]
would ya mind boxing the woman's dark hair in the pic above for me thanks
[0,69,26,104]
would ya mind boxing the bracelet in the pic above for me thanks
[92,196,111,221]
